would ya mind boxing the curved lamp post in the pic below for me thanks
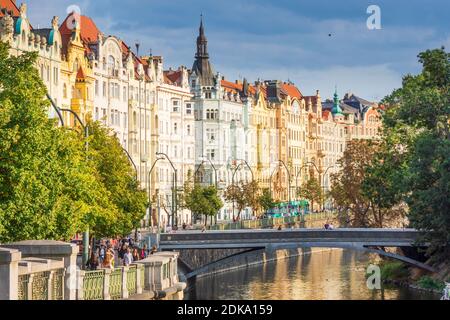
[147,157,164,232]
[57,107,90,269]
[269,160,291,214]
[230,159,254,221]
[46,93,65,126]
[156,152,178,227]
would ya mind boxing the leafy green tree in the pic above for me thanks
[224,181,260,221]
[330,140,406,227]
[87,121,148,237]
[184,184,223,226]
[0,41,114,242]
[259,188,275,214]
[299,177,322,213]
[376,47,450,260]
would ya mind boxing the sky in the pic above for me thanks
[25,0,450,101]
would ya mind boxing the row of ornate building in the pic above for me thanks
[0,1,383,225]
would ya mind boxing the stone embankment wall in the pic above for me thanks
[180,247,332,279]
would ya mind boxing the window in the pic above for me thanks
[95,80,99,96]
[187,125,191,136]
[172,100,180,112]
[123,87,127,102]
[53,67,58,85]
[186,103,192,115]
[191,79,196,87]
[206,129,216,142]
[63,84,67,99]
[73,59,79,73]
[207,149,216,160]
[173,123,178,135]
[103,82,106,97]
[205,92,212,99]
[108,55,115,76]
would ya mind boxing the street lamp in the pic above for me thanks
[321,165,335,211]
[156,152,178,227]
[57,107,90,269]
[46,93,65,126]
[269,160,291,215]
[147,157,164,232]
[230,159,254,221]
[196,156,218,188]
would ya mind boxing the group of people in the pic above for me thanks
[86,236,157,270]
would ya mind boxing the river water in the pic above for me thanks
[184,248,440,300]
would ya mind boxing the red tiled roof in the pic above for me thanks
[0,0,20,17]
[164,70,182,85]
[76,67,86,80]
[322,110,331,120]
[281,83,303,99]
[59,14,100,44]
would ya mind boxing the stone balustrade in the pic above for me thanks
[0,240,185,300]
[77,264,144,300]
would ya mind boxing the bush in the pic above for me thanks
[416,276,446,291]
[379,261,409,281]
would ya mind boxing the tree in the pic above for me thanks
[330,140,406,228]
[299,177,322,213]
[259,188,275,214]
[0,41,114,242]
[184,184,223,226]
[374,47,450,260]
[87,121,148,237]
[224,181,260,221]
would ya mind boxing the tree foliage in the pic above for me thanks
[330,140,406,227]
[0,42,113,242]
[299,177,323,212]
[0,41,147,242]
[224,181,260,221]
[258,188,275,214]
[87,121,148,237]
[375,47,450,259]
[184,184,223,226]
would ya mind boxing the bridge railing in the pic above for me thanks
[208,212,336,231]
[77,264,144,300]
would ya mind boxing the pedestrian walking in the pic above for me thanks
[123,248,133,266]
[132,247,140,262]
[87,251,99,270]
[140,244,148,259]
[102,246,114,269]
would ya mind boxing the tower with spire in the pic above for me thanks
[331,87,344,117]
[191,15,215,87]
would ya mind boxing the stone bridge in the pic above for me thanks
[159,228,434,277]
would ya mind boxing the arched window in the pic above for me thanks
[73,58,79,73]
[108,55,115,76]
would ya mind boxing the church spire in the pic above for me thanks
[192,15,215,86]
[332,86,343,116]
[196,14,208,59]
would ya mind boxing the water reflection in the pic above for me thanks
[185,248,439,300]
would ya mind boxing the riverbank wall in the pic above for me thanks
[179,247,337,280]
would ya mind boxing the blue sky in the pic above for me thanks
[26,0,449,101]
